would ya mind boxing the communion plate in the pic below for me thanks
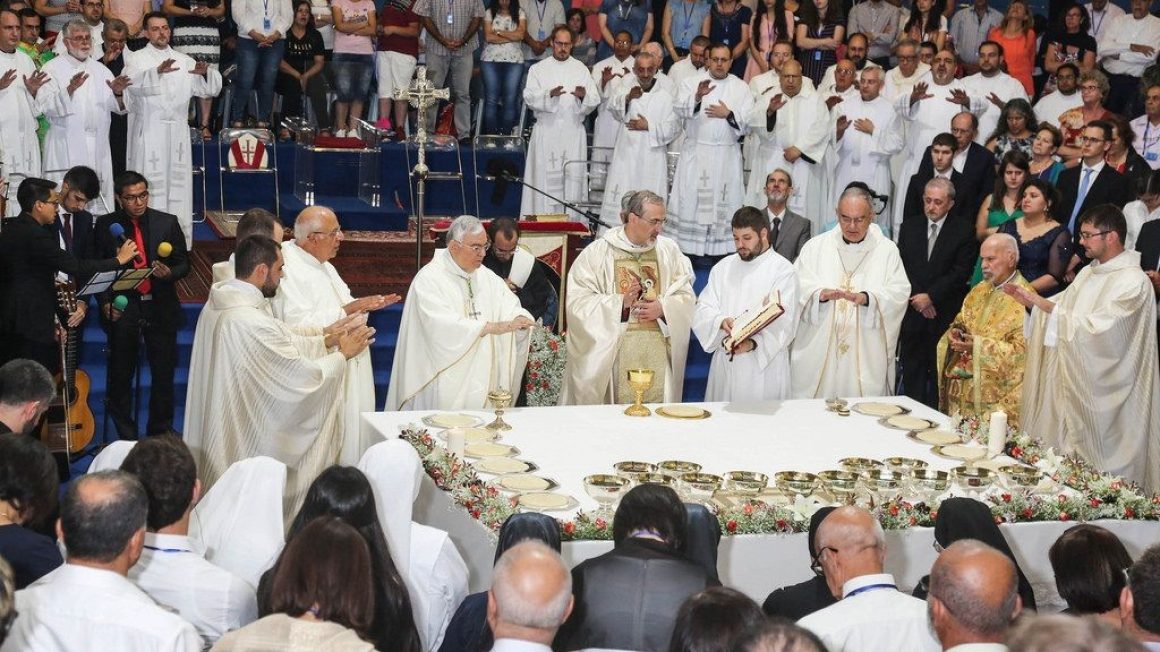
[908,429,962,445]
[495,474,559,492]
[474,457,537,475]
[437,427,496,443]
[932,444,989,462]
[517,492,578,511]
[852,402,909,417]
[423,413,483,428]
[656,405,711,419]
[464,442,520,458]
[880,415,939,431]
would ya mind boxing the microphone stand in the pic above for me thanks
[499,172,613,232]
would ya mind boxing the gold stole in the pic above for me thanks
[613,248,669,403]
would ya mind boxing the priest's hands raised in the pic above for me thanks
[819,289,867,305]
[344,294,402,315]
[482,317,535,335]
[67,71,88,97]
[0,69,16,91]
[1002,283,1053,313]
[157,58,181,75]
[323,313,369,348]
[337,324,376,359]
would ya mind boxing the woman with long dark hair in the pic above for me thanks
[277,0,333,138]
[1040,2,1096,95]
[794,0,842,86]
[988,0,1036,95]
[999,177,1072,297]
[480,0,526,135]
[985,99,1038,162]
[744,0,794,80]
[898,0,945,52]
[971,151,1029,283]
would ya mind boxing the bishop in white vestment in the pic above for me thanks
[693,207,798,401]
[669,44,754,256]
[123,14,222,247]
[0,34,46,217]
[831,66,904,233]
[791,191,910,398]
[386,216,533,411]
[561,191,695,404]
[1010,208,1160,493]
[520,27,600,219]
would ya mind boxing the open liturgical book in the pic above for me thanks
[723,290,784,355]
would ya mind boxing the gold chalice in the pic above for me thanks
[624,368,654,417]
[485,389,514,431]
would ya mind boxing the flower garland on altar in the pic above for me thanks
[525,326,566,407]
[400,417,1160,542]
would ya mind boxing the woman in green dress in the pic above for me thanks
[971,150,1030,284]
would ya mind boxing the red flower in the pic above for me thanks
[889,505,900,516]
[1090,498,1102,508]
[1002,493,1012,503]
[540,380,549,389]
[595,518,607,530]
[470,509,481,519]
[548,339,559,351]
[529,372,539,380]
[1125,507,1136,518]
[1011,446,1023,458]
[525,383,535,391]
[742,503,755,515]
[725,520,738,533]
[776,519,787,530]
[908,517,918,526]
[1059,512,1070,521]
[563,521,575,536]
[1022,508,1033,519]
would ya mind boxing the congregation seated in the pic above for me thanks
[669,587,765,652]
[488,541,574,652]
[734,619,828,652]
[1006,613,1143,652]
[761,506,837,621]
[1048,523,1133,624]
[0,430,61,591]
[1122,544,1160,647]
[926,540,1024,650]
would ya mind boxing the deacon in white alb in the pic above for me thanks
[960,40,1029,145]
[590,30,635,190]
[598,52,679,230]
[693,206,798,401]
[271,206,401,465]
[561,190,695,404]
[520,25,600,218]
[0,8,48,217]
[791,187,910,398]
[831,65,903,232]
[123,12,221,247]
[669,43,754,256]
[386,215,533,411]
[40,19,129,209]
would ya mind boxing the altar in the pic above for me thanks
[360,397,1160,610]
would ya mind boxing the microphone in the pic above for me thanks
[109,223,144,264]
[157,241,173,258]
[112,295,128,311]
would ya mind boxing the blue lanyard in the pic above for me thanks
[844,583,897,598]
[144,544,192,554]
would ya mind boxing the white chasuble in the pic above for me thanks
[0,49,44,217]
[520,56,601,218]
[790,224,910,398]
[124,44,222,247]
[385,249,532,411]
[271,241,374,465]
[693,248,799,401]
[183,280,347,515]
[560,228,695,405]
[669,71,754,256]
[40,53,123,210]
[743,88,829,225]
[1021,250,1160,493]
[830,94,904,233]
[597,76,680,230]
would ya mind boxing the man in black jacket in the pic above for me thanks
[95,171,189,439]
[483,217,558,329]
[905,133,967,224]
[915,113,996,222]
[1058,120,1133,276]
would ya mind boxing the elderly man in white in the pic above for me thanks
[0,8,49,216]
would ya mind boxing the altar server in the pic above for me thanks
[386,215,533,411]
[791,187,910,399]
[693,206,798,401]
[0,8,48,217]
[519,25,600,219]
[271,206,400,465]
[561,190,695,405]
[598,52,680,230]
[1008,205,1160,493]
[122,12,221,247]
[831,65,903,233]
[184,236,375,513]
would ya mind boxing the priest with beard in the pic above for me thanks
[481,217,558,328]
[560,190,695,405]
[791,186,910,399]
[183,236,376,514]
[692,206,798,401]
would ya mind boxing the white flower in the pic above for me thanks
[784,494,825,523]
[1034,448,1065,476]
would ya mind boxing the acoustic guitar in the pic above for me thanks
[40,280,96,455]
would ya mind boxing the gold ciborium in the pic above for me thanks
[624,368,654,417]
[485,389,513,431]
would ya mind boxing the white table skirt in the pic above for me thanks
[361,398,1160,610]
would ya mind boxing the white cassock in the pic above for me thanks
[597,76,680,230]
[1021,250,1160,493]
[270,241,374,465]
[560,228,695,404]
[893,73,985,234]
[831,94,905,233]
[53,23,103,55]
[814,84,861,224]
[183,279,347,515]
[882,62,930,103]
[744,88,828,228]
[667,59,705,151]
[39,53,123,211]
[693,248,799,401]
[0,49,44,217]
[1033,90,1083,129]
[590,54,635,189]
[123,44,222,247]
[790,224,910,398]
[669,71,754,256]
[385,249,531,411]
[744,70,816,178]
[520,56,600,218]
[960,71,1028,144]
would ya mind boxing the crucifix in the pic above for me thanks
[397,65,451,271]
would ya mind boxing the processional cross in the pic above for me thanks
[397,66,451,270]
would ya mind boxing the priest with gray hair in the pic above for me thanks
[386,215,534,411]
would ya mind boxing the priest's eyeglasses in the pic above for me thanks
[1078,230,1110,241]
[311,228,343,238]
[455,241,491,254]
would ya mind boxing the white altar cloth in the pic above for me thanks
[360,397,1160,610]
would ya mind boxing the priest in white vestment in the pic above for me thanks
[0,11,48,217]
[667,36,708,152]
[814,59,863,226]
[590,32,634,192]
[1008,206,1160,493]
[831,65,904,233]
[520,25,600,219]
[598,53,679,231]
[693,207,798,401]
[271,207,400,465]
[744,60,828,228]
[561,190,695,404]
[882,39,930,103]
[960,41,1030,145]
[40,20,128,208]
[210,207,283,284]
[744,41,814,178]
[183,236,376,514]
[123,14,221,247]
[893,49,986,235]
[791,188,911,398]
[669,44,754,256]
[386,215,533,411]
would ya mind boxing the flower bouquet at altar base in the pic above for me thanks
[526,326,565,407]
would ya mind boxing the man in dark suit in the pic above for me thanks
[0,178,136,372]
[916,113,996,222]
[905,133,966,224]
[56,167,100,266]
[1058,120,1133,274]
[95,171,190,440]
[483,217,559,329]
[1137,217,1160,360]
[759,169,811,262]
[897,177,978,408]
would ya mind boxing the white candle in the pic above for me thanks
[447,428,466,459]
[988,411,1008,458]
